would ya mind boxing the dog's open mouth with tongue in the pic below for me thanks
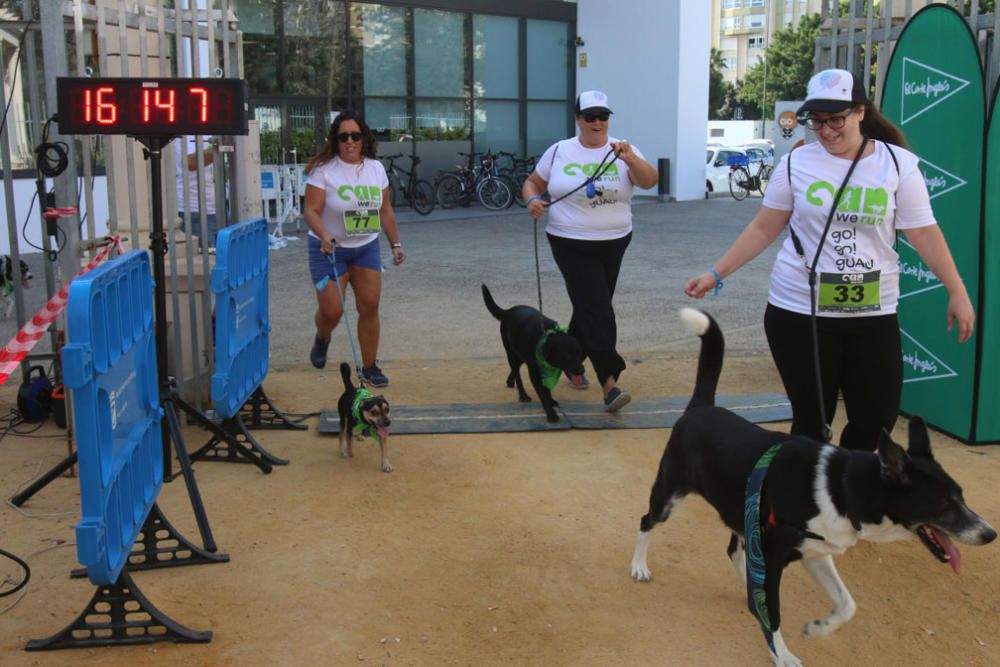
[917,524,962,574]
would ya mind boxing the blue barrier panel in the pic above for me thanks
[211,217,270,418]
[727,154,750,167]
[61,250,162,585]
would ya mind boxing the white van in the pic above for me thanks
[705,146,748,195]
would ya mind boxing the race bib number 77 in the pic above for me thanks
[344,208,381,235]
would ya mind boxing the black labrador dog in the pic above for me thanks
[482,284,582,422]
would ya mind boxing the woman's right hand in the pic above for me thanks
[684,272,719,299]
[320,235,337,255]
[527,198,549,220]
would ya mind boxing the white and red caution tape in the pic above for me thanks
[0,237,123,387]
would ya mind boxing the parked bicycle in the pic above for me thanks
[727,153,771,201]
[434,150,513,210]
[381,153,435,215]
[497,151,538,207]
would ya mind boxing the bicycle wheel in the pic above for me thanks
[435,173,464,209]
[476,177,513,211]
[757,165,772,196]
[729,167,750,201]
[411,180,435,215]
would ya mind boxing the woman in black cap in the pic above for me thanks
[685,68,974,451]
[522,90,658,412]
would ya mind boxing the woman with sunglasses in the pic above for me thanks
[685,68,974,452]
[303,111,406,386]
[522,90,658,412]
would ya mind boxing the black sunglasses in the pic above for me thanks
[581,111,610,123]
[337,131,363,142]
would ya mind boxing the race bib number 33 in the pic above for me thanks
[818,270,881,313]
[344,208,381,235]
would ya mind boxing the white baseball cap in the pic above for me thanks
[576,90,613,115]
[796,69,867,117]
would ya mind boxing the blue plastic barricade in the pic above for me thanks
[727,153,750,167]
[61,250,162,586]
[211,217,270,418]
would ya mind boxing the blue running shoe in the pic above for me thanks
[361,362,389,387]
[310,334,330,369]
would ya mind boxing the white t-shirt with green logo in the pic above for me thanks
[762,141,936,317]
[536,136,643,241]
[305,156,388,248]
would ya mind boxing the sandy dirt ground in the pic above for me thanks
[1,354,999,667]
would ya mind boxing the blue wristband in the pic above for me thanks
[709,268,723,296]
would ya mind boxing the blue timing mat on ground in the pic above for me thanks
[62,250,162,585]
[317,393,792,435]
[211,217,270,418]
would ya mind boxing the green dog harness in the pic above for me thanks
[535,326,567,391]
[351,387,377,438]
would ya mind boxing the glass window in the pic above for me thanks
[747,0,765,6]
[748,14,765,28]
[526,20,569,100]
[352,3,407,97]
[237,0,276,34]
[723,0,741,8]
[415,100,470,141]
[414,9,466,98]
[527,101,567,156]
[242,35,280,94]
[473,15,518,99]
[281,2,348,98]
[474,100,520,155]
[365,98,411,143]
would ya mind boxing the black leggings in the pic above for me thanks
[763,303,902,451]
[547,232,631,387]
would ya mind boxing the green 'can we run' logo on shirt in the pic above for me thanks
[805,181,889,226]
[337,184,383,203]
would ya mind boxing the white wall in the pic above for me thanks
[575,0,710,201]
[707,120,758,146]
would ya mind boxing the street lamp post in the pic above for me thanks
[759,0,769,138]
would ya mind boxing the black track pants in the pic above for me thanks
[547,232,631,387]
[763,303,902,451]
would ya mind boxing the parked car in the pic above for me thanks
[705,146,748,195]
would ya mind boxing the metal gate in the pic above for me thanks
[814,0,1000,98]
[0,0,244,408]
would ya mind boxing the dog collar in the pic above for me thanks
[351,387,378,438]
[535,326,567,391]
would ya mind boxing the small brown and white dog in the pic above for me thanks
[0,255,32,318]
[337,362,393,472]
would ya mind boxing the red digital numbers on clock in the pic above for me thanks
[57,77,248,136]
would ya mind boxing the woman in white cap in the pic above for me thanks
[685,68,974,451]
[522,90,658,412]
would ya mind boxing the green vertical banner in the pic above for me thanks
[881,5,984,441]
[979,84,1000,442]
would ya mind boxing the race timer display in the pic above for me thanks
[56,77,248,136]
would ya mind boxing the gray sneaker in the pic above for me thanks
[310,334,330,369]
[603,387,631,412]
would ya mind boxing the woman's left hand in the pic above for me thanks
[391,246,407,266]
[947,292,975,343]
[610,140,635,162]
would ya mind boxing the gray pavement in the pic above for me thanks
[266,195,779,369]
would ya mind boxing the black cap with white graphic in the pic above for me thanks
[796,69,867,117]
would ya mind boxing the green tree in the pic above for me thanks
[708,48,735,119]
[737,13,821,121]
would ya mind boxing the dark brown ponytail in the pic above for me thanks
[860,101,908,149]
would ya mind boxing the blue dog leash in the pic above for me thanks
[315,252,365,386]
[744,442,783,655]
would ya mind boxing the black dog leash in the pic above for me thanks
[786,137,869,443]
